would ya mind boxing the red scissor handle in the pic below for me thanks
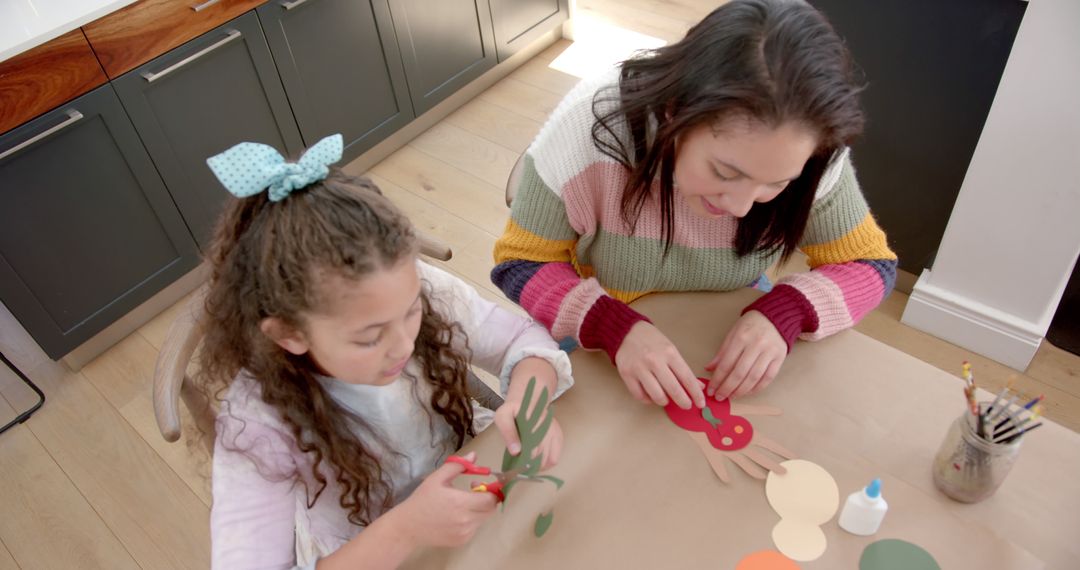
[445,455,492,476]
[446,456,506,502]
[470,480,506,502]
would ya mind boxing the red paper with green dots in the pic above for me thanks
[665,378,753,451]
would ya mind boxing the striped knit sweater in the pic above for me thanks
[491,69,898,362]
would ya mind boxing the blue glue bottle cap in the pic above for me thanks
[866,478,882,499]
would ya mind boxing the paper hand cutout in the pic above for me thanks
[499,377,564,537]
[665,378,796,483]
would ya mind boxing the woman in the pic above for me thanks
[492,0,896,410]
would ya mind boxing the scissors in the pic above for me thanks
[445,455,543,502]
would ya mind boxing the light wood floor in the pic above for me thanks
[1,2,1077,568]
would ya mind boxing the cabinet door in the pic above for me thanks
[258,0,413,164]
[114,12,304,250]
[489,0,568,62]
[0,84,200,359]
[388,0,498,115]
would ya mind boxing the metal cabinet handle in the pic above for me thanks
[141,29,242,83]
[191,0,222,11]
[280,0,309,10]
[0,110,84,161]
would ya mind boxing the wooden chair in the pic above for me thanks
[152,233,502,450]
[505,153,526,207]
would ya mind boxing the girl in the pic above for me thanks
[492,0,896,409]
[197,135,573,569]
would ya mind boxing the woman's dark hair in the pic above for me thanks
[592,0,865,260]
[194,172,474,525]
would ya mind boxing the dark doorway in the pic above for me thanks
[810,0,1027,273]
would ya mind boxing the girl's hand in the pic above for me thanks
[614,322,706,409]
[496,358,563,469]
[705,310,787,400]
[392,451,498,548]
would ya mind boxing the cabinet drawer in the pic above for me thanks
[83,0,266,78]
[0,30,108,135]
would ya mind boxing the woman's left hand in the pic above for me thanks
[495,357,563,470]
[705,310,787,400]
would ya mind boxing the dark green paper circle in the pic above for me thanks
[859,539,940,570]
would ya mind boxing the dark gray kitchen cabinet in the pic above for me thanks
[387,0,498,116]
[0,84,200,359]
[258,0,413,164]
[489,0,568,61]
[114,11,303,250]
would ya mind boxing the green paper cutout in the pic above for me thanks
[534,512,554,537]
[859,539,940,570]
[536,475,564,488]
[499,377,563,538]
[702,406,724,429]
[501,377,553,497]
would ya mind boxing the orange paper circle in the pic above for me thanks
[736,550,801,570]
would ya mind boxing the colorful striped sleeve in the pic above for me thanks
[491,154,650,361]
[743,152,898,349]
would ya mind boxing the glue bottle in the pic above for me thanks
[838,478,888,535]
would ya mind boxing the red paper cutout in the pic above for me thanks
[665,378,754,451]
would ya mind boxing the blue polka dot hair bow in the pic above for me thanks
[206,134,344,202]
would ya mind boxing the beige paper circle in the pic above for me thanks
[765,459,839,524]
[772,519,826,562]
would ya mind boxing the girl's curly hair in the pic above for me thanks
[194,171,474,524]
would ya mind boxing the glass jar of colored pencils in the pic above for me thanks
[932,404,1022,503]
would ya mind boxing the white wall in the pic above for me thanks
[902,0,1080,370]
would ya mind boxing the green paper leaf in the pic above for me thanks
[534,511,554,538]
[536,475,564,489]
[503,377,537,471]
[701,406,723,429]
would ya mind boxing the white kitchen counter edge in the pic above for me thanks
[0,0,140,63]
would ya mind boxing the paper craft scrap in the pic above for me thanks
[534,511,554,537]
[499,377,562,537]
[859,539,941,570]
[765,459,839,561]
[771,519,826,562]
[736,549,802,570]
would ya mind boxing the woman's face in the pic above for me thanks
[673,117,818,219]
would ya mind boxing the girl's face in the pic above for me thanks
[266,257,424,385]
[673,118,818,219]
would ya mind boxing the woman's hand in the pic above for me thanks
[496,357,563,469]
[390,451,498,548]
[614,322,706,409]
[705,310,787,400]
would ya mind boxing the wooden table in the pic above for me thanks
[406,290,1080,569]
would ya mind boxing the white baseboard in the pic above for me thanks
[901,270,1043,371]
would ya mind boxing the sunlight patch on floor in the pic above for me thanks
[549,13,666,79]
